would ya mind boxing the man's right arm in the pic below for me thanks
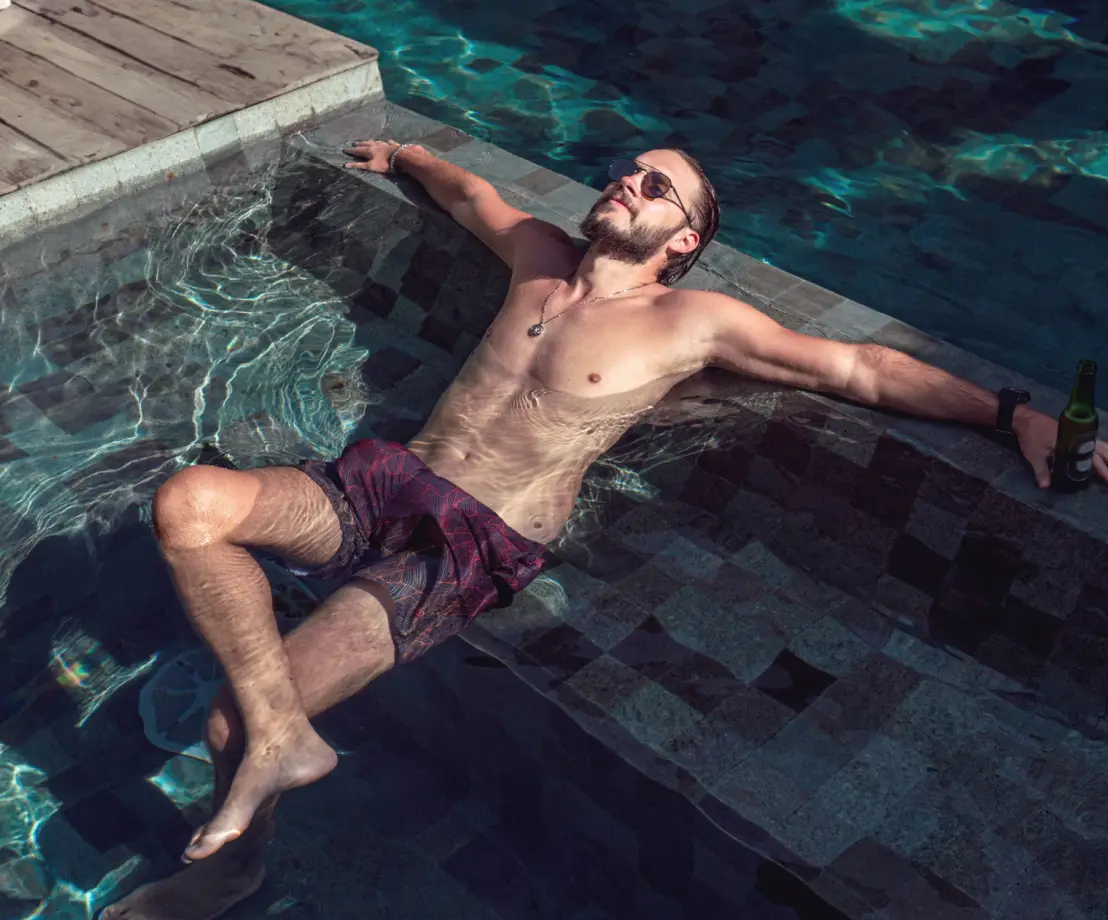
[344,140,574,271]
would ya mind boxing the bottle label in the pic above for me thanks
[1064,438,1096,481]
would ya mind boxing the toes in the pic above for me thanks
[183,826,244,862]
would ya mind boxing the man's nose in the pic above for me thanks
[618,173,640,197]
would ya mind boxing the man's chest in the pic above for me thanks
[483,281,702,397]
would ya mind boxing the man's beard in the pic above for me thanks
[580,197,677,267]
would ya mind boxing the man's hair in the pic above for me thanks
[658,150,720,286]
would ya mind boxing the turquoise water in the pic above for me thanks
[0,162,733,917]
[266,0,1108,391]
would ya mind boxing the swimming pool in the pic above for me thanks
[263,0,1108,393]
[2,100,1106,920]
[0,129,820,919]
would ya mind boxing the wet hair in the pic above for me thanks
[657,150,720,286]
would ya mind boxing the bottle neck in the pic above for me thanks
[1067,363,1097,421]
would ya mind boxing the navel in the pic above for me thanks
[588,372,602,384]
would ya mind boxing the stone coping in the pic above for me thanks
[0,59,383,244]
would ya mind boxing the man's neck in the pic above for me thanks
[565,248,660,300]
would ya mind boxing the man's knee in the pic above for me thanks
[152,466,258,552]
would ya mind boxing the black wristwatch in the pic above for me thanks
[996,387,1031,435]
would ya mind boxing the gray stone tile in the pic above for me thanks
[945,432,1025,486]
[771,281,844,324]
[883,679,988,764]
[723,487,786,547]
[420,125,473,154]
[662,685,792,785]
[656,586,792,683]
[609,675,708,750]
[802,298,891,344]
[994,465,1108,544]
[378,103,450,144]
[788,616,875,678]
[711,752,811,832]
[871,318,950,363]
[809,408,882,466]
[873,574,933,628]
[649,536,724,583]
[993,858,1091,920]
[442,141,538,185]
[905,499,967,559]
[780,799,865,865]
[921,829,1032,913]
[729,539,800,590]
[542,180,603,222]
[515,167,571,196]
[813,735,932,834]
[757,710,855,795]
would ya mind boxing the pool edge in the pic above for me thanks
[0,59,384,243]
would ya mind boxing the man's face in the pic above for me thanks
[580,150,701,268]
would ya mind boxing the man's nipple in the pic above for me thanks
[588,373,601,384]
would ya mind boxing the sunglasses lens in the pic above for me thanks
[608,158,637,181]
[641,171,671,200]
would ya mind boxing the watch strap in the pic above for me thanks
[996,387,1031,434]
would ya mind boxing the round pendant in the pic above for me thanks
[527,323,544,337]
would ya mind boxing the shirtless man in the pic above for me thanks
[102,141,1108,920]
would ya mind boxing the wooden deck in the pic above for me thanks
[0,0,377,195]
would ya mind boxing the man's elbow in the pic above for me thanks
[447,178,497,222]
[839,343,885,405]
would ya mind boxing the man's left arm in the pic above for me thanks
[695,292,1108,489]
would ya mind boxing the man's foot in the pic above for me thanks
[98,850,265,920]
[183,725,336,862]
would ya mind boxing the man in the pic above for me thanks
[102,141,1107,920]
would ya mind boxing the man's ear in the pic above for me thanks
[670,227,700,256]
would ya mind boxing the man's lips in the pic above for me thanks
[608,197,630,211]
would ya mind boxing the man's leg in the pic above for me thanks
[100,579,397,920]
[145,464,371,862]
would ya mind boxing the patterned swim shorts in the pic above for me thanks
[298,438,546,664]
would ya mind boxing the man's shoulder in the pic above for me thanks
[510,220,582,279]
[655,285,750,325]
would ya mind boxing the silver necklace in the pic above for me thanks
[527,278,652,338]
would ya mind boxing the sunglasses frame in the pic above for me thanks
[607,158,693,227]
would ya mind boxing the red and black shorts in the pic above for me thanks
[297,439,546,664]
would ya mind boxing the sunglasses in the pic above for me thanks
[607,158,692,226]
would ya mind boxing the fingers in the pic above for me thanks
[1029,451,1052,490]
[1095,442,1108,484]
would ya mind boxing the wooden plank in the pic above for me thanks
[0,120,67,188]
[14,0,280,105]
[88,0,372,89]
[0,41,177,149]
[0,80,125,167]
[0,6,231,126]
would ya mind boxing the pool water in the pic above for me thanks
[265,0,1108,392]
[0,150,813,920]
[4,110,1108,918]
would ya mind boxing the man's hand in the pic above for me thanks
[343,139,418,173]
[1012,405,1108,489]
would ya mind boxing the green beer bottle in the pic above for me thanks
[1051,359,1098,492]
